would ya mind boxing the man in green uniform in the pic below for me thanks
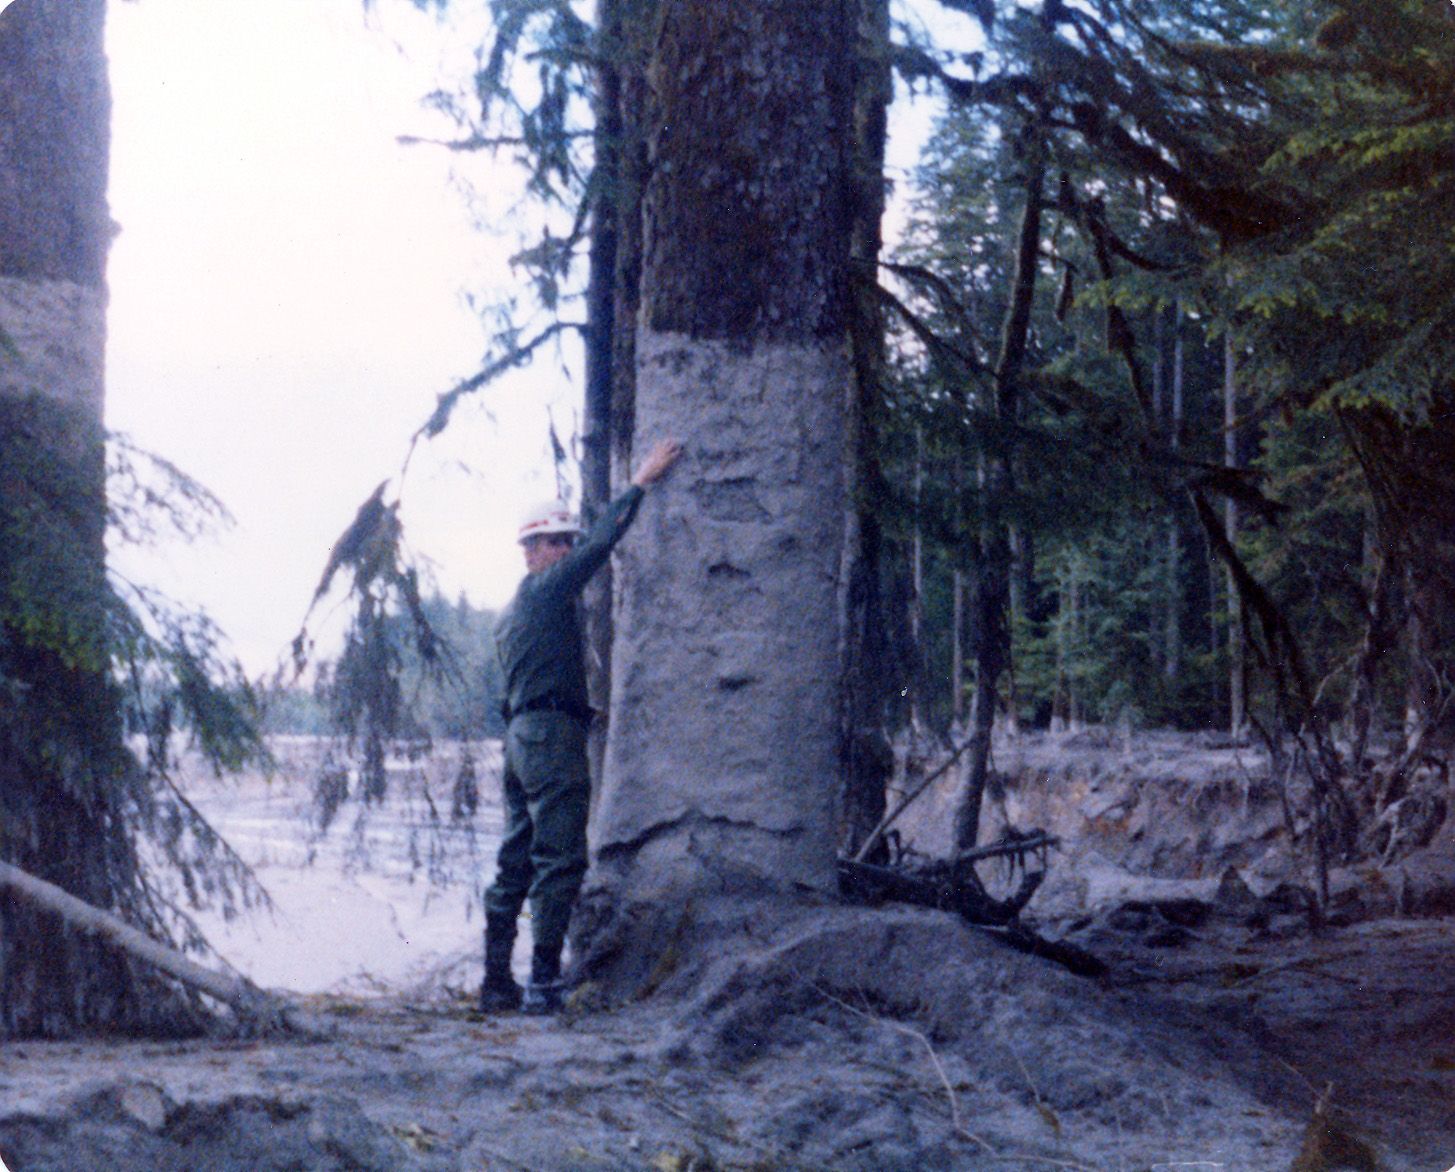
[481,437,682,1014]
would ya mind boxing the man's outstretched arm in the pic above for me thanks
[540,438,683,597]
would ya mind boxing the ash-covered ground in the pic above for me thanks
[3,732,1453,1171]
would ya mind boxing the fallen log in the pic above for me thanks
[0,860,321,1036]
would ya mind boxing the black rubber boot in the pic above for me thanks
[521,944,566,1016]
[479,913,522,1013]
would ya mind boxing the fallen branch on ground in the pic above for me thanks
[951,830,1059,868]
[837,851,1106,978]
[838,857,1044,926]
[0,859,320,1036]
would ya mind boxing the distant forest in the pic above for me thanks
[259,593,505,742]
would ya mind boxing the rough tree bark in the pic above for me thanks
[579,0,856,976]
[1339,396,1455,757]
[0,0,197,1037]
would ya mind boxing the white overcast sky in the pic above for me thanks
[102,0,971,677]
[105,0,588,675]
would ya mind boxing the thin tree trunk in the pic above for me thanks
[1224,331,1246,736]
[837,0,894,860]
[1347,521,1390,773]
[1163,301,1184,683]
[951,140,1046,853]
[1068,571,1083,731]
[585,1,856,946]
[908,427,927,734]
[951,569,966,727]
[1006,527,1031,737]
[580,0,624,798]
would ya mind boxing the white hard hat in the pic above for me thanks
[517,499,581,543]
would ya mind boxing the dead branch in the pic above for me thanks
[851,735,979,862]
[950,830,1059,868]
[838,856,1039,926]
[0,860,321,1037]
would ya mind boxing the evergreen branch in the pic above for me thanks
[410,320,585,450]
[154,771,276,917]
[889,41,1040,109]
[879,260,990,352]
[395,130,592,152]
[310,481,396,606]
[876,284,987,381]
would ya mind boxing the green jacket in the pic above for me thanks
[494,486,644,720]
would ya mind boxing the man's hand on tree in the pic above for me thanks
[632,438,684,488]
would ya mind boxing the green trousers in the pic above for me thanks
[484,710,590,955]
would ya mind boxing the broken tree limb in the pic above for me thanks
[950,830,1059,868]
[0,859,321,1036]
[838,857,1042,926]
[837,855,1106,979]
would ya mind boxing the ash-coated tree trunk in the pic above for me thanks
[0,0,192,1038]
[587,0,856,929]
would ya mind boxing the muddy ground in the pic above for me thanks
[2,732,1453,1171]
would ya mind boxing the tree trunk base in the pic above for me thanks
[568,869,1104,1020]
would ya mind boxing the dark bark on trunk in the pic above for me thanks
[0,0,203,1038]
[837,0,894,860]
[1338,396,1455,758]
[951,569,966,725]
[582,0,659,807]
[588,0,856,928]
[951,144,1045,853]
[1163,301,1184,682]
[1345,515,1391,772]
[1223,333,1246,736]
[581,6,619,795]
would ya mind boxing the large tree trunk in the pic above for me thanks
[1340,395,1455,757]
[581,0,855,970]
[0,0,198,1038]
